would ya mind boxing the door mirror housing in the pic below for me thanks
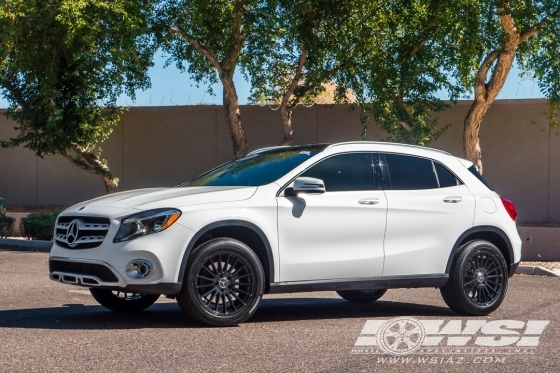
[288,177,326,195]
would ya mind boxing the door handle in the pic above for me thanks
[358,198,380,205]
[443,196,462,203]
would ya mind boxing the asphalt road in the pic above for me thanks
[0,249,559,373]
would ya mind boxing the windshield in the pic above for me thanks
[183,144,328,187]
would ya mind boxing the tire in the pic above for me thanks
[440,240,508,316]
[336,289,387,303]
[177,238,265,326]
[89,288,160,312]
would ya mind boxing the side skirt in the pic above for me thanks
[267,274,448,294]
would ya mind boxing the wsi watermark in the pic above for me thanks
[352,317,550,359]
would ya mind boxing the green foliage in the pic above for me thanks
[0,216,15,238]
[0,198,13,237]
[344,0,469,145]
[243,0,361,107]
[0,197,6,217]
[154,0,264,90]
[0,0,155,182]
[20,213,60,241]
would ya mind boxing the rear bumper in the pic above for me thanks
[509,261,520,277]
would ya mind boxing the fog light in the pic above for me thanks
[126,260,153,279]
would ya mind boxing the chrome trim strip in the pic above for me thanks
[56,220,110,231]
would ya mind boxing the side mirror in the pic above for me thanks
[285,177,325,196]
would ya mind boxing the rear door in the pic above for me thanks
[380,153,475,276]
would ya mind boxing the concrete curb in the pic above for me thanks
[516,265,560,277]
[0,238,52,251]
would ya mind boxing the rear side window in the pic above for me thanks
[301,153,374,192]
[468,165,494,191]
[384,154,438,190]
[434,162,460,188]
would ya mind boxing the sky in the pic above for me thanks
[0,52,546,109]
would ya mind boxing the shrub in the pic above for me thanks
[0,197,6,217]
[0,216,15,238]
[20,212,59,241]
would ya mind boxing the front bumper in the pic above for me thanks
[49,215,195,293]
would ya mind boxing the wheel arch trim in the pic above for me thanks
[446,225,515,275]
[177,220,275,284]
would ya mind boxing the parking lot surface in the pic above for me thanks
[0,249,559,373]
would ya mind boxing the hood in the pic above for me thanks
[71,186,258,211]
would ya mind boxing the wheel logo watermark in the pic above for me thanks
[352,317,550,364]
[376,317,425,355]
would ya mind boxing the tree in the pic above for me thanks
[243,0,360,145]
[155,0,269,158]
[0,0,154,193]
[346,0,467,145]
[454,1,560,173]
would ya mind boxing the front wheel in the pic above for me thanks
[89,288,160,312]
[440,240,508,316]
[177,238,265,326]
[336,289,387,303]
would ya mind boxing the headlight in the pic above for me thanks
[113,208,182,243]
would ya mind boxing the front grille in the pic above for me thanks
[49,260,119,282]
[55,216,111,249]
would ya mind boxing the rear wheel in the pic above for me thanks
[336,289,387,303]
[440,240,508,316]
[89,288,160,312]
[177,238,265,326]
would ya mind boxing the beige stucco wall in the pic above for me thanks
[0,100,557,221]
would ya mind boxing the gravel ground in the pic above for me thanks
[0,249,559,373]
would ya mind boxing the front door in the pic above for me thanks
[276,153,387,282]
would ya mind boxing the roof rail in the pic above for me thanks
[325,141,451,156]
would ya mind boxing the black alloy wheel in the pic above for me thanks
[462,248,505,307]
[440,240,508,316]
[194,252,257,316]
[177,238,265,326]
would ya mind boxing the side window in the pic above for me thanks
[384,154,438,190]
[301,153,373,192]
[434,162,460,188]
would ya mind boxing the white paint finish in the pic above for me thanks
[382,185,476,276]
[473,195,522,264]
[277,190,387,282]
[480,197,497,213]
[48,141,523,295]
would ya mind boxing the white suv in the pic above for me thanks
[49,142,521,326]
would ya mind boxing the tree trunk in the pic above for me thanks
[463,100,490,174]
[64,146,119,194]
[279,106,295,146]
[463,11,519,174]
[222,78,248,158]
[102,175,119,194]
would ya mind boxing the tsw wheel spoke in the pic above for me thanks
[197,274,215,282]
[226,293,237,312]
[230,291,246,306]
[232,287,252,296]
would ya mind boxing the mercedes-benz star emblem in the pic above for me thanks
[218,278,228,289]
[66,220,80,247]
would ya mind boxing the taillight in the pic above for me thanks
[500,197,517,221]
